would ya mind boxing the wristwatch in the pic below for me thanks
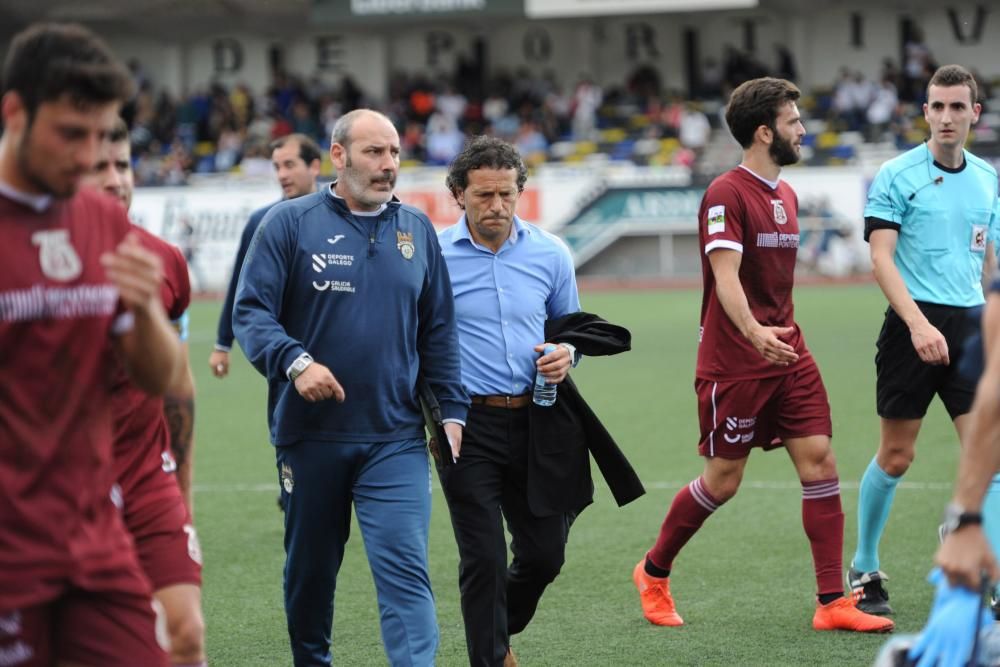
[941,502,983,535]
[558,342,580,367]
[288,353,314,381]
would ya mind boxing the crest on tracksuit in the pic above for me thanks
[397,231,415,260]
[280,462,294,494]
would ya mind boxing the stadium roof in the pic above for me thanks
[0,0,312,38]
[0,0,950,37]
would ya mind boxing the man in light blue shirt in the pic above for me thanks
[438,136,580,667]
[851,64,1000,616]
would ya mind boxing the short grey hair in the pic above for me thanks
[330,108,394,151]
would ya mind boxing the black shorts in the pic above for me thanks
[875,302,978,420]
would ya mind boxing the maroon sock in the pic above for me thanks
[647,476,723,572]
[802,478,845,598]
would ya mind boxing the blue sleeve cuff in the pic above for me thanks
[439,401,468,424]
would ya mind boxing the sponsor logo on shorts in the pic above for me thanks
[723,415,756,444]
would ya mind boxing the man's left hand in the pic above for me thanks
[936,525,1000,591]
[443,422,463,461]
[534,343,572,384]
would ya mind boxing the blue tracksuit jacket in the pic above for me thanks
[233,186,468,445]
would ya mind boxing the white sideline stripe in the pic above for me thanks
[191,480,953,493]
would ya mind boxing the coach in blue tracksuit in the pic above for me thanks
[234,109,468,667]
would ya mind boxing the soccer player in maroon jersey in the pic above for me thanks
[81,118,206,667]
[0,23,180,666]
[632,77,894,633]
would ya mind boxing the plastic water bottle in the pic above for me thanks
[533,344,558,407]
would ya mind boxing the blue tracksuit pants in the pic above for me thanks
[276,438,436,666]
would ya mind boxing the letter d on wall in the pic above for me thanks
[213,38,244,73]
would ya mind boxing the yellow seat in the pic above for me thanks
[193,141,216,157]
[816,132,840,150]
[600,128,627,143]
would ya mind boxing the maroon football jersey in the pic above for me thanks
[112,225,190,512]
[696,166,811,381]
[0,188,146,610]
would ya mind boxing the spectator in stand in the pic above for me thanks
[679,102,711,152]
[700,57,725,99]
[401,120,427,162]
[291,99,320,140]
[832,69,862,132]
[903,26,935,102]
[215,122,244,172]
[515,119,549,160]
[571,75,602,141]
[846,71,875,132]
[425,112,466,166]
[775,44,798,83]
[866,77,900,142]
[436,81,468,126]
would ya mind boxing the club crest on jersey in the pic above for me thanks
[397,231,415,260]
[32,229,82,281]
[280,462,294,494]
[707,205,725,235]
[771,199,787,225]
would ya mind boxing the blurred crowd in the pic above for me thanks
[121,33,998,187]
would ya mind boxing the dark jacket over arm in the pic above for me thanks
[526,312,645,516]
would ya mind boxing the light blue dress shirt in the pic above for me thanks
[439,215,580,396]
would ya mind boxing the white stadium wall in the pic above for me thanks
[102,2,1000,103]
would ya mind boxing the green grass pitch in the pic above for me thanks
[189,283,957,666]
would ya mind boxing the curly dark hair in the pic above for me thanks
[3,23,133,120]
[446,136,527,207]
[725,77,800,149]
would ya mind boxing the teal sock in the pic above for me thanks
[983,474,1000,564]
[853,457,900,573]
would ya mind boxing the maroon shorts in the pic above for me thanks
[0,590,168,667]
[123,472,202,590]
[696,359,832,459]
